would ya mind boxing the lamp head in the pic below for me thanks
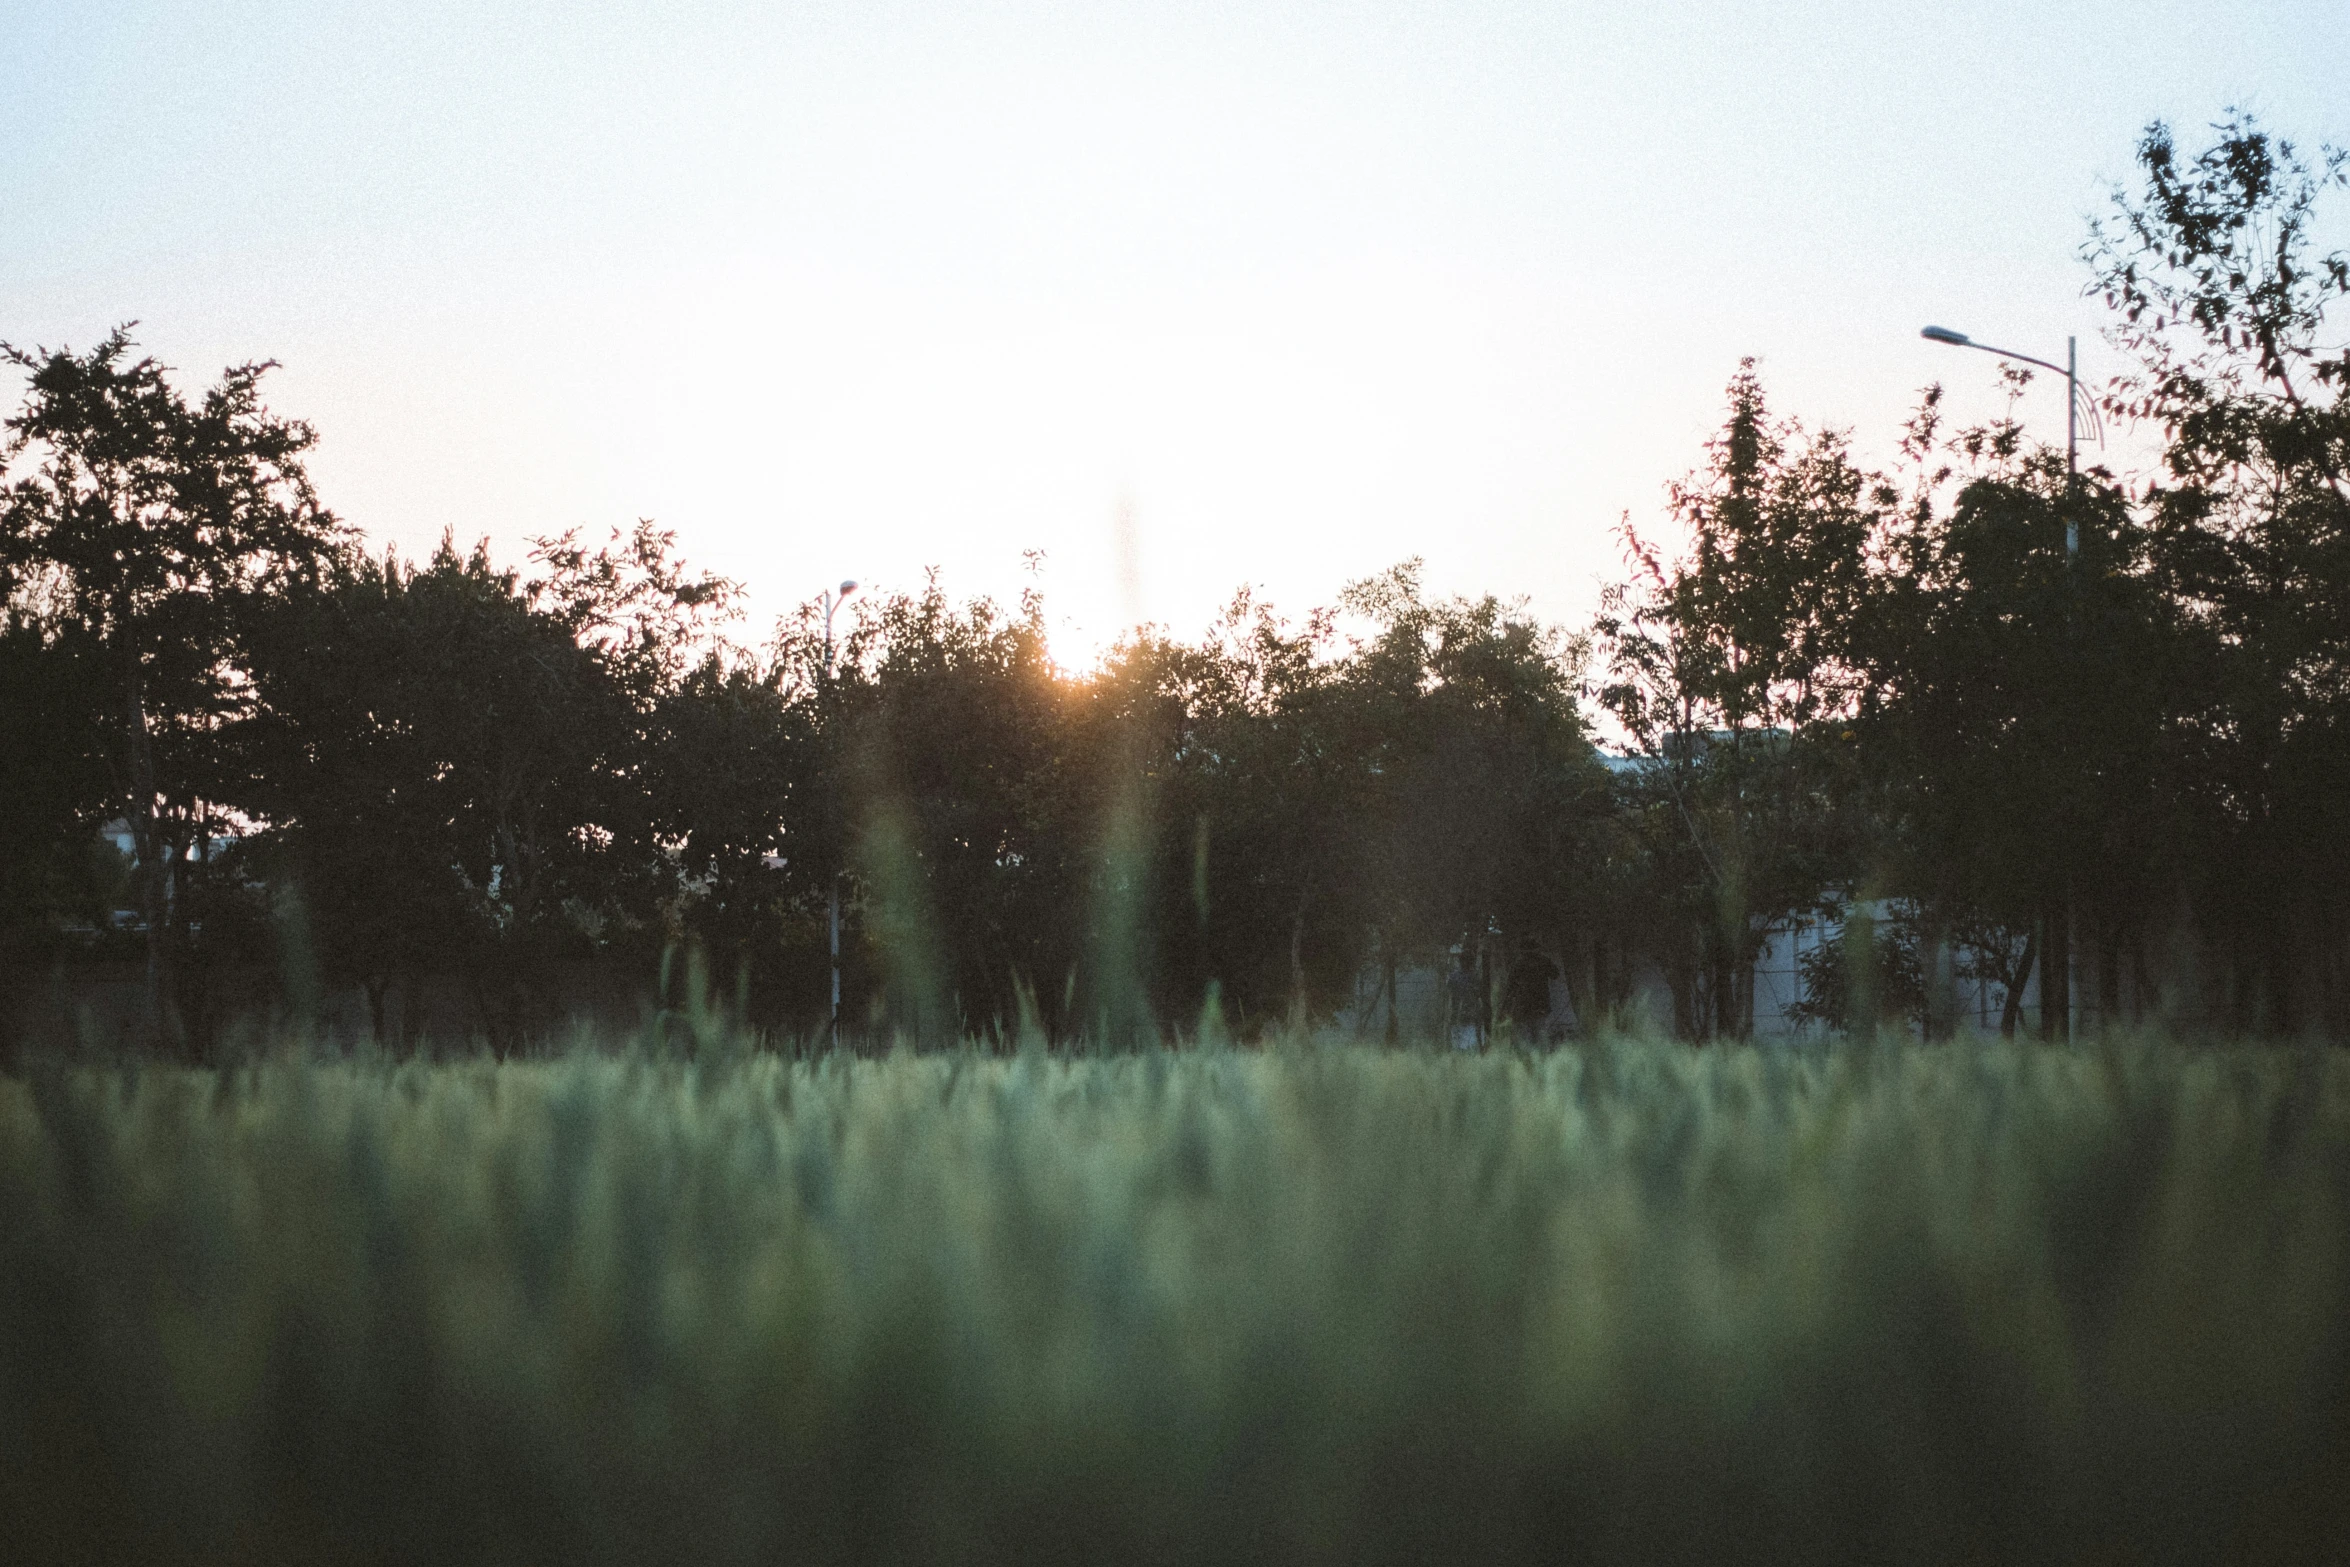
[1920,325,1971,346]
[839,579,859,598]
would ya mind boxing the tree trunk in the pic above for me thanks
[1719,958,1733,1040]
[1381,948,1399,1046]
[124,661,180,1054]
[2000,929,2038,1038]
[2039,903,2069,1041]
[2098,918,2122,1034]
[1287,903,1307,1032]
[366,974,391,1044]
[1918,903,1955,1042]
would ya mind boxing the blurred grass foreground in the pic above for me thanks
[5,1036,2348,1565]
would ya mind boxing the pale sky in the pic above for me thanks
[4,1,2342,661]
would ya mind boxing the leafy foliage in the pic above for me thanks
[7,113,2350,1048]
[0,328,348,1049]
[1592,367,1880,1035]
[2083,114,2350,1033]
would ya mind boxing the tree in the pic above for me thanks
[784,575,1089,1039]
[242,527,732,1045]
[1852,400,2179,1036]
[2085,113,2350,1031]
[0,611,116,1049]
[642,652,809,1027]
[1334,565,1607,1028]
[1,327,347,1050]
[1594,366,1880,1036]
[1124,587,1358,1032]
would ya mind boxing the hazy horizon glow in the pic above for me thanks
[5,0,2342,663]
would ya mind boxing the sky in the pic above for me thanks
[3,0,2343,662]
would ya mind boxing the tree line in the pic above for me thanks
[4,115,2345,1052]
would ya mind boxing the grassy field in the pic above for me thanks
[3,1033,2347,1565]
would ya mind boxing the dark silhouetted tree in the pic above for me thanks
[1,327,347,1050]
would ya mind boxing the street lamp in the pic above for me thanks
[822,579,858,673]
[1919,326,2102,553]
[1920,324,2103,1041]
[820,579,858,1046]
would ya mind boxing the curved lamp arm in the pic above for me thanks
[1919,325,2067,379]
[1921,326,2102,450]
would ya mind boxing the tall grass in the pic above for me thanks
[3,1033,2346,1564]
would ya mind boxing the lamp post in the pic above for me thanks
[1919,326,2100,551]
[820,579,858,1047]
[1920,325,2103,1041]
